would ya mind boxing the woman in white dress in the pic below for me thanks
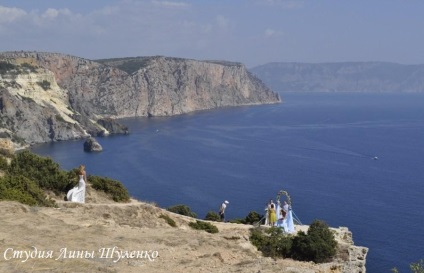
[67,165,87,203]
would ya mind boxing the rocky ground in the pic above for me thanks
[0,186,367,273]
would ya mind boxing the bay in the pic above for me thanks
[31,93,424,272]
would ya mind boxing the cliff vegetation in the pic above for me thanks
[0,151,130,206]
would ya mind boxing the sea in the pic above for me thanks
[31,92,424,272]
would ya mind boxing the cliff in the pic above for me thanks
[250,62,424,92]
[0,194,367,273]
[0,52,280,148]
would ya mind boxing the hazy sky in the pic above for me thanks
[1,0,423,67]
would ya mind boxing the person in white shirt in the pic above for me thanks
[219,200,229,222]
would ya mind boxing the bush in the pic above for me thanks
[250,227,292,258]
[392,259,424,273]
[0,175,56,207]
[36,80,51,91]
[410,260,424,273]
[0,156,8,170]
[245,211,263,224]
[159,214,177,227]
[189,220,219,234]
[205,211,221,221]
[0,62,16,74]
[20,63,37,73]
[1,150,132,205]
[8,151,71,194]
[167,204,197,218]
[89,175,130,202]
[250,219,336,263]
[291,220,337,263]
[229,218,246,224]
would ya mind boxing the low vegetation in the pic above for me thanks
[0,156,8,170]
[204,211,221,221]
[230,211,263,224]
[167,204,197,218]
[0,151,130,206]
[0,61,37,75]
[189,220,219,234]
[392,259,424,273]
[36,80,51,90]
[250,220,337,263]
[159,214,177,227]
[89,175,130,202]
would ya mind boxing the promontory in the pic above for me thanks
[0,51,280,148]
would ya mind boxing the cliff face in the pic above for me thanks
[0,52,280,147]
[129,57,280,116]
[251,62,424,92]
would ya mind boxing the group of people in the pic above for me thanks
[67,168,293,233]
[265,199,294,232]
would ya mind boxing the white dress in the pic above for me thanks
[67,175,86,203]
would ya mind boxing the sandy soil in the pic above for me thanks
[0,187,344,273]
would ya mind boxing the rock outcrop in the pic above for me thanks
[83,137,103,152]
[332,227,368,273]
[251,62,424,92]
[0,52,280,149]
[0,137,14,157]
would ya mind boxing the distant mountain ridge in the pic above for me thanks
[0,51,280,148]
[250,62,424,92]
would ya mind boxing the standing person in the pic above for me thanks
[219,200,229,222]
[269,203,277,226]
[265,199,275,225]
[79,165,87,185]
[67,164,87,203]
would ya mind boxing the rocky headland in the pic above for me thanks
[251,62,424,92]
[0,188,368,273]
[0,51,280,149]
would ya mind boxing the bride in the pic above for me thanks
[66,165,87,203]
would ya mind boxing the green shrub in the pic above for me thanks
[229,218,246,224]
[167,204,197,218]
[250,220,336,263]
[245,211,262,224]
[410,260,424,273]
[227,211,263,225]
[0,62,16,74]
[159,214,177,227]
[205,211,221,221]
[89,175,130,202]
[0,175,56,207]
[36,80,51,91]
[291,220,337,263]
[392,259,424,273]
[8,151,71,194]
[0,156,8,170]
[20,63,37,73]
[250,227,292,258]
[189,220,219,234]
[1,150,132,206]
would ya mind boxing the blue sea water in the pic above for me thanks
[31,93,424,272]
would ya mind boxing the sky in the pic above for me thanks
[1,0,424,68]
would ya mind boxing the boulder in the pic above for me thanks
[83,137,103,152]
